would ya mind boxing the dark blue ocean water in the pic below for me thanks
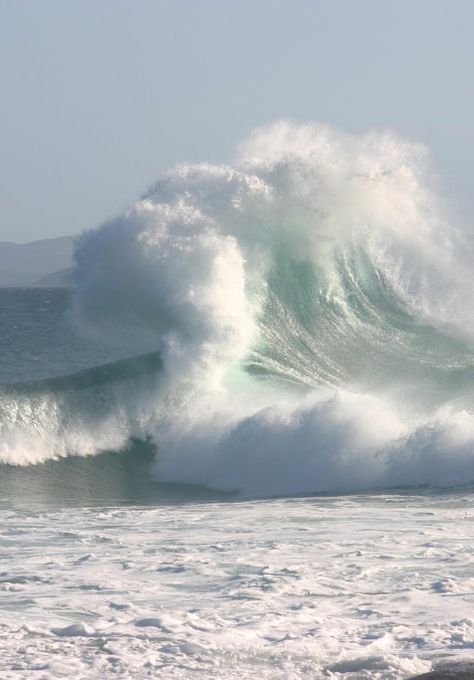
[0,288,128,384]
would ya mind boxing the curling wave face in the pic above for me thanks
[2,121,474,497]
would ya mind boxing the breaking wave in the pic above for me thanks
[2,121,474,497]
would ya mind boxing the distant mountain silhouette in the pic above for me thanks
[0,236,75,287]
[32,267,74,288]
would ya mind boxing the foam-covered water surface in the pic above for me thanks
[1,489,474,679]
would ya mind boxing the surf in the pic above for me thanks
[2,121,474,497]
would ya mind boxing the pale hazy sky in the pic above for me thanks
[1,0,473,242]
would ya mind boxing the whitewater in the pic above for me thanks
[1,121,474,678]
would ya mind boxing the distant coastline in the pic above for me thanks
[0,235,75,287]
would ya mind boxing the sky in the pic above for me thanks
[1,0,473,242]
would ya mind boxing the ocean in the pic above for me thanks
[1,121,474,678]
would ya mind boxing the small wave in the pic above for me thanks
[0,354,162,465]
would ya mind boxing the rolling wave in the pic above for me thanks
[2,121,474,497]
